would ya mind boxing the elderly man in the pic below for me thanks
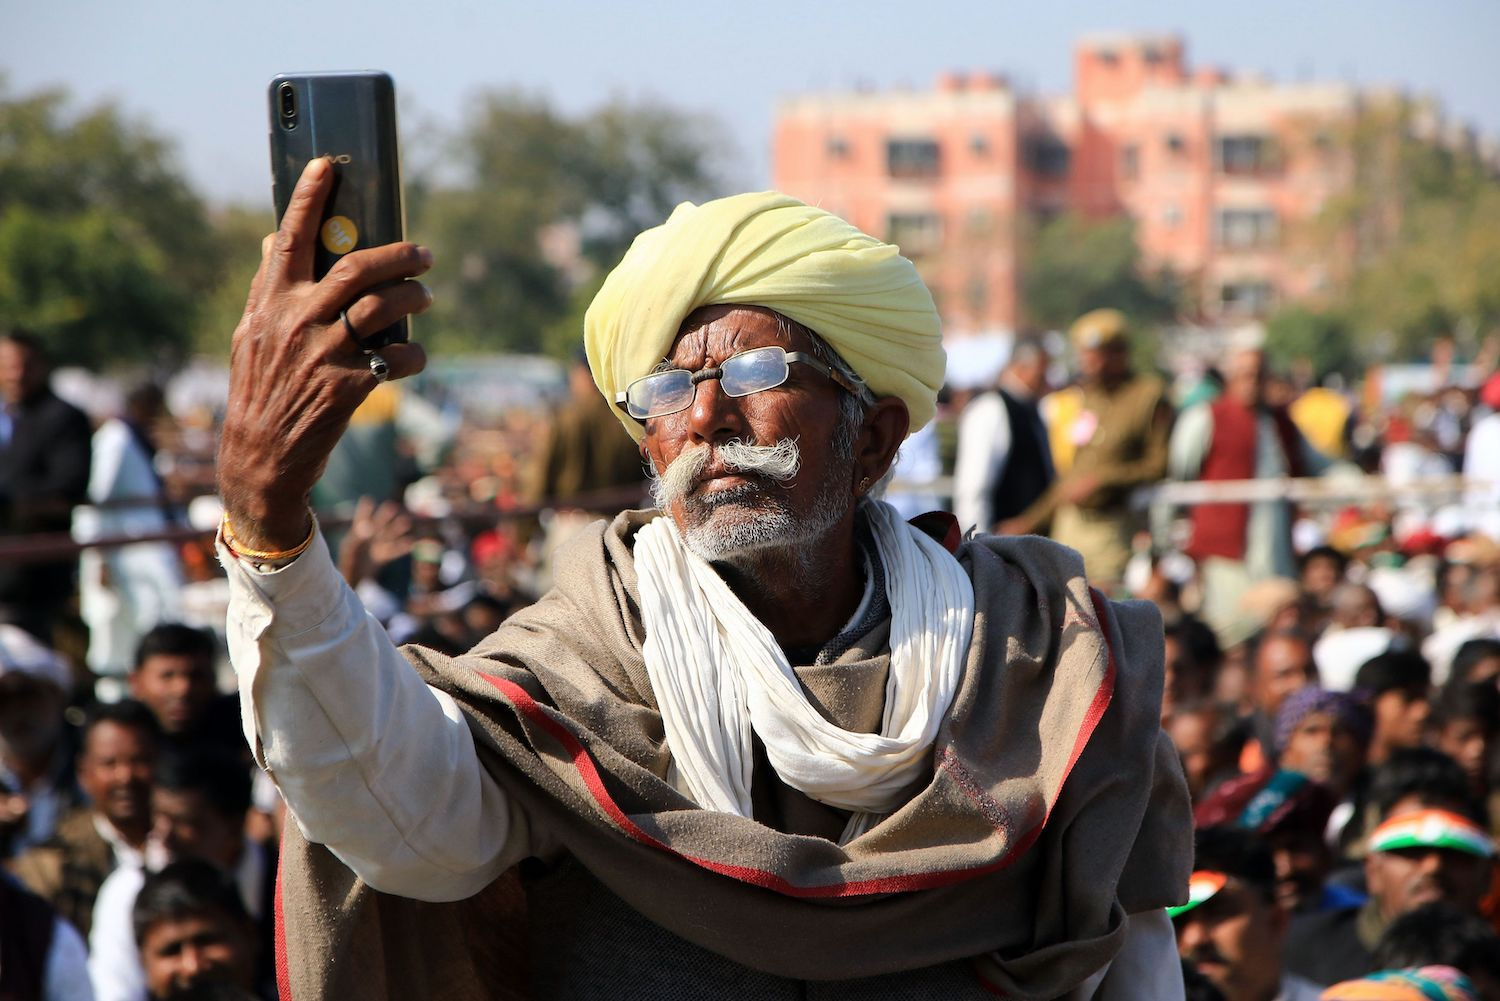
[215,160,1190,999]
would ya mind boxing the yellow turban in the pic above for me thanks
[584,191,944,441]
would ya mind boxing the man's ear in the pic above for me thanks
[854,397,910,492]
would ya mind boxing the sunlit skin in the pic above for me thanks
[1299,554,1343,607]
[140,911,255,1000]
[1174,878,1287,1001]
[77,721,155,847]
[1223,348,1265,408]
[1278,710,1365,797]
[1251,635,1315,718]
[130,653,217,736]
[1364,795,1493,921]
[638,305,907,651]
[1168,707,1221,801]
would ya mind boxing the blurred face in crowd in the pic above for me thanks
[1224,349,1266,407]
[1370,686,1431,757]
[1364,797,1492,921]
[141,908,255,1000]
[1078,341,1130,386]
[77,721,155,836]
[1174,877,1287,1001]
[1266,828,1332,914]
[1300,555,1343,607]
[1436,717,1494,794]
[1459,652,1500,688]
[1332,585,1382,630]
[1168,707,1224,801]
[1252,635,1315,718]
[131,652,217,736]
[1279,711,1365,796]
[153,789,242,871]
[0,338,48,406]
[0,674,66,771]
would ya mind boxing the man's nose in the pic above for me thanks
[683,377,744,444]
[1174,919,1202,957]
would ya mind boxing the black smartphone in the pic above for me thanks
[268,70,408,347]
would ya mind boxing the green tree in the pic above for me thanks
[410,91,731,357]
[0,82,221,368]
[1264,305,1360,378]
[1309,99,1500,360]
[1020,213,1179,333]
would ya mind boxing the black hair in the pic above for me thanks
[1191,825,1277,904]
[1452,639,1500,684]
[1166,615,1225,674]
[1432,680,1500,733]
[82,699,161,747]
[1368,747,1479,823]
[155,748,252,822]
[1298,545,1348,578]
[132,858,250,948]
[133,623,216,673]
[1373,902,1500,982]
[0,329,49,362]
[1353,649,1431,695]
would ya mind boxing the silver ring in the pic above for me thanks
[369,352,390,383]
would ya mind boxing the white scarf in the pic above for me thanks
[634,501,975,840]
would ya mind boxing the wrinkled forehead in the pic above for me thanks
[667,305,814,367]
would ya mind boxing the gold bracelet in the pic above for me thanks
[222,510,317,562]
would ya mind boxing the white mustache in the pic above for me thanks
[650,438,801,510]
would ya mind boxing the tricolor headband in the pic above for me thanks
[1368,809,1495,860]
[1166,870,1227,919]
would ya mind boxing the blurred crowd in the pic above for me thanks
[3,301,1500,999]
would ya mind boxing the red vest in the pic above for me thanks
[1187,397,1303,561]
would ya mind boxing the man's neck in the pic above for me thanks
[713,520,865,653]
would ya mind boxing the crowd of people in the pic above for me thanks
[2,274,1500,1001]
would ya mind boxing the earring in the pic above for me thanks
[857,476,871,494]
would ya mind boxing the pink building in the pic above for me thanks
[773,34,1364,333]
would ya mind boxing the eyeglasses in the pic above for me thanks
[615,345,865,421]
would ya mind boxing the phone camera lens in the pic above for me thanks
[278,84,297,126]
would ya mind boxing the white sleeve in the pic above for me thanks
[952,394,1012,533]
[223,529,529,901]
[87,866,145,1001]
[46,917,96,1001]
[1073,909,1184,1000]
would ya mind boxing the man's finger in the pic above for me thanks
[267,157,333,285]
[307,242,434,319]
[356,341,427,384]
[333,280,433,351]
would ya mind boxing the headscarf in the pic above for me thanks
[584,192,944,441]
[1274,686,1373,753]
[1321,966,1478,1001]
[1193,767,1335,837]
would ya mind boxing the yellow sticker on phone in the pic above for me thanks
[321,215,359,255]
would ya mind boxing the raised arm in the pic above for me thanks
[218,158,525,900]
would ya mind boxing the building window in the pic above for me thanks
[1163,204,1182,228]
[887,139,941,179]
[1219,281,1274,316]
[1023,136,1070,177]
[1120,144,1139,181]
[970,134,990,157]
[1216,134,1276,175]
[827,137,849,159]
[1215,208,1278,249]
[887,212,943,255]
[1166,133,1186,155]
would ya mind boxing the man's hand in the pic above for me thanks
[1058,471,1101,505]
[337,497,416,586]
[217,158,433,552]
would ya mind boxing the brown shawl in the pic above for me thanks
[274,511,1190,1000]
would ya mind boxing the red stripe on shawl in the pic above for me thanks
[971,587,1121,994]
[275,829,291,1000]
[480,607,1115,900]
